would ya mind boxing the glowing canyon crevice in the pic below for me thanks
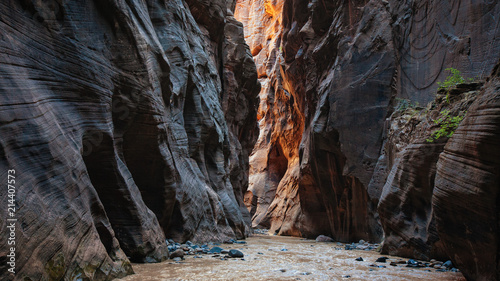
[235,2,500,280]
[1,0,499,280]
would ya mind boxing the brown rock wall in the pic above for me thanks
[433,63,500,281]
[0,0,258,279]
[236,0,500,252]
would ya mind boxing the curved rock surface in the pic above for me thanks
[378,83,479,261]
[433,62,500,281]
[236,0,500,244]
[0,0,258,280]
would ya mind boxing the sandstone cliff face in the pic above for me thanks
[378,83,480,261]
[0,0,258,280]
[433,63,500,281]
[236,0,500,247]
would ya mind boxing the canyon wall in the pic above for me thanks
[0,0,258,280]
[433,62,500,281]
[236,0,500,259]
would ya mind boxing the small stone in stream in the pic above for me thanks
[229,249,244,258]
[359,240,366,244]
[172,257,182,262]
[281,248,288,251]
[390,262,398,266]
[209,247,224,254]
[280,269,286,272]
[316,235,335,242]
[442,260,453,268]
[221,250,229,254]
[168,239,175,244]
[436,269,447,272]
[355,257,363,261]
[257,252,264,255]
[301,272,311,275]
[170,249,184,259]
[342,275,351,278]
[345,245,353,250]
[211,254,220,257]
[235,241,247,244]
[406,259,423,267]
[376,257,389,263]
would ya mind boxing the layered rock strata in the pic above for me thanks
[0,0,258,280]
[433,62,500,281]
[378,82,481,261]
[236,0,500,246]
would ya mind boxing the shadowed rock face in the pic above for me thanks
[0,0,258,280]
[433,62,500,281]
[236,0,500,247]
[378,83,480,261]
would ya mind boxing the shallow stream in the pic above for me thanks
[119,235,465,281]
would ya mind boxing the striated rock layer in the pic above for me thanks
[236,0,500,247]
[378,82,480,261]
[0,0,258,280]
[433,62,500,281]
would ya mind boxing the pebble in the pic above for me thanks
[209,247,224,254]
[315,235,335,242]
[281,248,288,252]
[376,257,389,263]
[442,260,453,269]
[169,249,184,259]
[355,257,363,261]
[342,275,351,278]
[229,249,244,258]
[406,259,423,268]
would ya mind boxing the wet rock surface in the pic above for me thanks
[0,0,258,279]
[119,235,465,281]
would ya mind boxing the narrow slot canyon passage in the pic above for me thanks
[1,0,498,280]
[122,0,497,279]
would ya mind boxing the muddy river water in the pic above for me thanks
[119,235,466,281]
